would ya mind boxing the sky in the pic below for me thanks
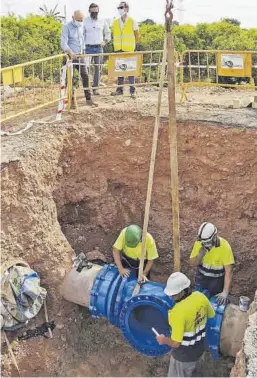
[1,0,257,28]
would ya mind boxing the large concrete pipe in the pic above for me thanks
[220,304,249,357]
[61,264,102,307]
[61,263,248,358]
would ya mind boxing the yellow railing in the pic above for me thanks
[1,49,256,123]
[180,50,257,102]
[1,51,172,122]
[1,54,66,123]
[65,50,172,110]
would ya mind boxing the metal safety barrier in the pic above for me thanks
[1,49,256,123]
[1,50,176,122]
[65,50,175,110]
[180,50,257,102]
[1,54,66,123]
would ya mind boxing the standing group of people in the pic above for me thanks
[60,2,140,107]
[113,222,235,377]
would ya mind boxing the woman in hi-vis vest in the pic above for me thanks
[111,1,140,99]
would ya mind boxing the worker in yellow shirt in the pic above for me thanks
[113,224,158,279]
[111,1,140,98]
[190,222,235,304]
[156,272,215,377]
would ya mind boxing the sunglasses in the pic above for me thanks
[117,6,126,9]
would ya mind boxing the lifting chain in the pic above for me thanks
[165,0,174,32]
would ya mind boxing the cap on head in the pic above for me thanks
[197,222,217,243]
[125,225,142,248]
[164,272,191,296]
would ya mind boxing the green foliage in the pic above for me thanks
[1,15,257,73]
[137,20,257,53]
[137,24,165,51]
[1,15,62,67]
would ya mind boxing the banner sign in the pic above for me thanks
[108,53,143,78]
[217,52,252,77]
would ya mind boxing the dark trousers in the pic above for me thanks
[115,50,136,94]
[117,76,135,94]
[121,253,151,279]
[85,46,103,88]
[73,58,91,100]
[63,57,91,100]
[195,271,224,297]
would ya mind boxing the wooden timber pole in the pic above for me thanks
[133,37,168,295]
[165,0,181,271]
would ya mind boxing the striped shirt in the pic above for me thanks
[168,292,215,362]
[190,237,234,279]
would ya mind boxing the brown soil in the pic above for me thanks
[54,111,257,297]
[1,107,257,377]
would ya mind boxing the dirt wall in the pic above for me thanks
[54,111,257,297]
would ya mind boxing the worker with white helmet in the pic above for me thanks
[156,272,215,377]
[190,222,235,304]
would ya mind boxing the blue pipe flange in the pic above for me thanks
[207,296,226,360]
[113,277,129,327]
[89,264,119,319]
[119,294,173,356]
[113,276,137,327]
[106,272,123,325]
[89,264,108,319]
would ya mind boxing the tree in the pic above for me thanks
[222,18,241,26]
[39,4,65,22]
[139,19,156,25]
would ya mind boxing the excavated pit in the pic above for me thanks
[1,109,257,377]
[54,112,257,298]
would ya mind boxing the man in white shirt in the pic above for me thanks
[84,3,111,95]
[111,2,140,98]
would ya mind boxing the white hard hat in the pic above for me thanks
[164,272,191,296]
[197,222,217,242]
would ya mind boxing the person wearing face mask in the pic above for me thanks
[84,3,111,95]
[111,2,140,99]
[156,272,215,377]
[61,10,96,106]
[190,222,235,304]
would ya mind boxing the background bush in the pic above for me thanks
[1,15,257,83]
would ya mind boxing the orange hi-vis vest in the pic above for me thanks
[113,17,136,52]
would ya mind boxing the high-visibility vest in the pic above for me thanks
[113,17,136,52]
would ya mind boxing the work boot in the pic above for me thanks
[111,90,123,96]
[86,98,98,107]
[93,89,100,96]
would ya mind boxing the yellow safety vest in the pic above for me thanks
[113,17,136,52]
